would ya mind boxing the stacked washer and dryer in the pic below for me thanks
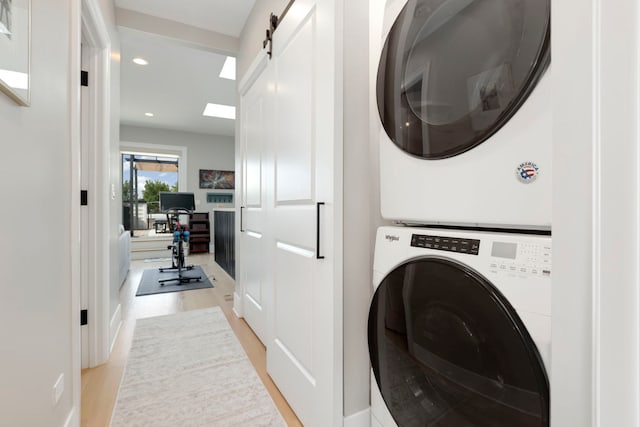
[369,0,552,426]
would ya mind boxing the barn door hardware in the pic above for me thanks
[262,13,279,58]
[262,0,296,59]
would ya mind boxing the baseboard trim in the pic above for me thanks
[344,407,371,427]
[232,291,243,317]
[109,303,122,354]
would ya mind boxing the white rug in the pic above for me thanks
[111,307,286,427]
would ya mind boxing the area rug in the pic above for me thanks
[110,307,286,426]
[135,265,213,296]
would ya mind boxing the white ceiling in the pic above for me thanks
[115,0,256,137]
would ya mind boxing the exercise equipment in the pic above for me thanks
[157,192,202,285]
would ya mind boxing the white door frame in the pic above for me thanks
[81,0,112,369]
[80,26,90,369]
[70,0,112,420]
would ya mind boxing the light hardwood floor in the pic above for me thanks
[81,253,302,426]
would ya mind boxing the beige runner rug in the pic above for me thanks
[111,307,285,426]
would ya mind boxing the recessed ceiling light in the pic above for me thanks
[145,112,154,117]
[219,56,236,80]
[133,58,148,65]
[202,103,236,120]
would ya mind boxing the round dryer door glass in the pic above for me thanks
[368,258,549,426]
[377,0,550,159]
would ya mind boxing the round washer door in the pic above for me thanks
[377,0,550,159]
[368,257,549,426]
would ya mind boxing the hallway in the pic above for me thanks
[80,254,301,426]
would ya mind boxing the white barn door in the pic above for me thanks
[267,1,342,426]
[239,58,273,344]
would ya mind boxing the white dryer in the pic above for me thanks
[374,0,551,230]
[369,226,551,426]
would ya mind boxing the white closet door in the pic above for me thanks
[239,58,273,344]
[268,0,342,425]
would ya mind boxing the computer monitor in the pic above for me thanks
[159,192,196,212]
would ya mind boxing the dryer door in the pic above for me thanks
[368,257,549,426]
[377,0,550,159]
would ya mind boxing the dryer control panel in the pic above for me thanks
[411,233,480,255]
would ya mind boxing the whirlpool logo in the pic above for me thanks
[385,234,400,242]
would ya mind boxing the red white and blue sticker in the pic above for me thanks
[516,161,539,184]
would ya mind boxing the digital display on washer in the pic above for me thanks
[411,234,480,255]
[491,242,518,259]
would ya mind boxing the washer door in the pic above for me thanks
[368,258,549,426]
[377,0,550,159]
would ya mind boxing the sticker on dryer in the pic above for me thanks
[516,161,539,184]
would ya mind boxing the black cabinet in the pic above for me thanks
[214,210,235,279]
[188,212,210,253]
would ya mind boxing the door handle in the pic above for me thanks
[240,206,245,232]
[316,202,325,259]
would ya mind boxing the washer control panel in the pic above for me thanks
[489,241,552,277]
[411,234,480,255]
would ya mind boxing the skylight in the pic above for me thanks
[202,103,236,120]
[219,57,236,80]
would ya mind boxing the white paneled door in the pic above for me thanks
[238,0,343,424]
[268,1,342,426]
[239,58,272,345]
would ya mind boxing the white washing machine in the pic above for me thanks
[369,226,551,426]
[374,0,551,230]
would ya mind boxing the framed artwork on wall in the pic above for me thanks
[0,0,31,106]
[199,169,235,189]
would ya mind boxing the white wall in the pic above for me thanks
[108,36,122,346]
[552,0,640,425]
[120,125,235,211]
[343,0,374,418]
[0,0,78,424]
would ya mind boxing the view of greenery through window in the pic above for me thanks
[123,179,178,213]
[122,153,179,231]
